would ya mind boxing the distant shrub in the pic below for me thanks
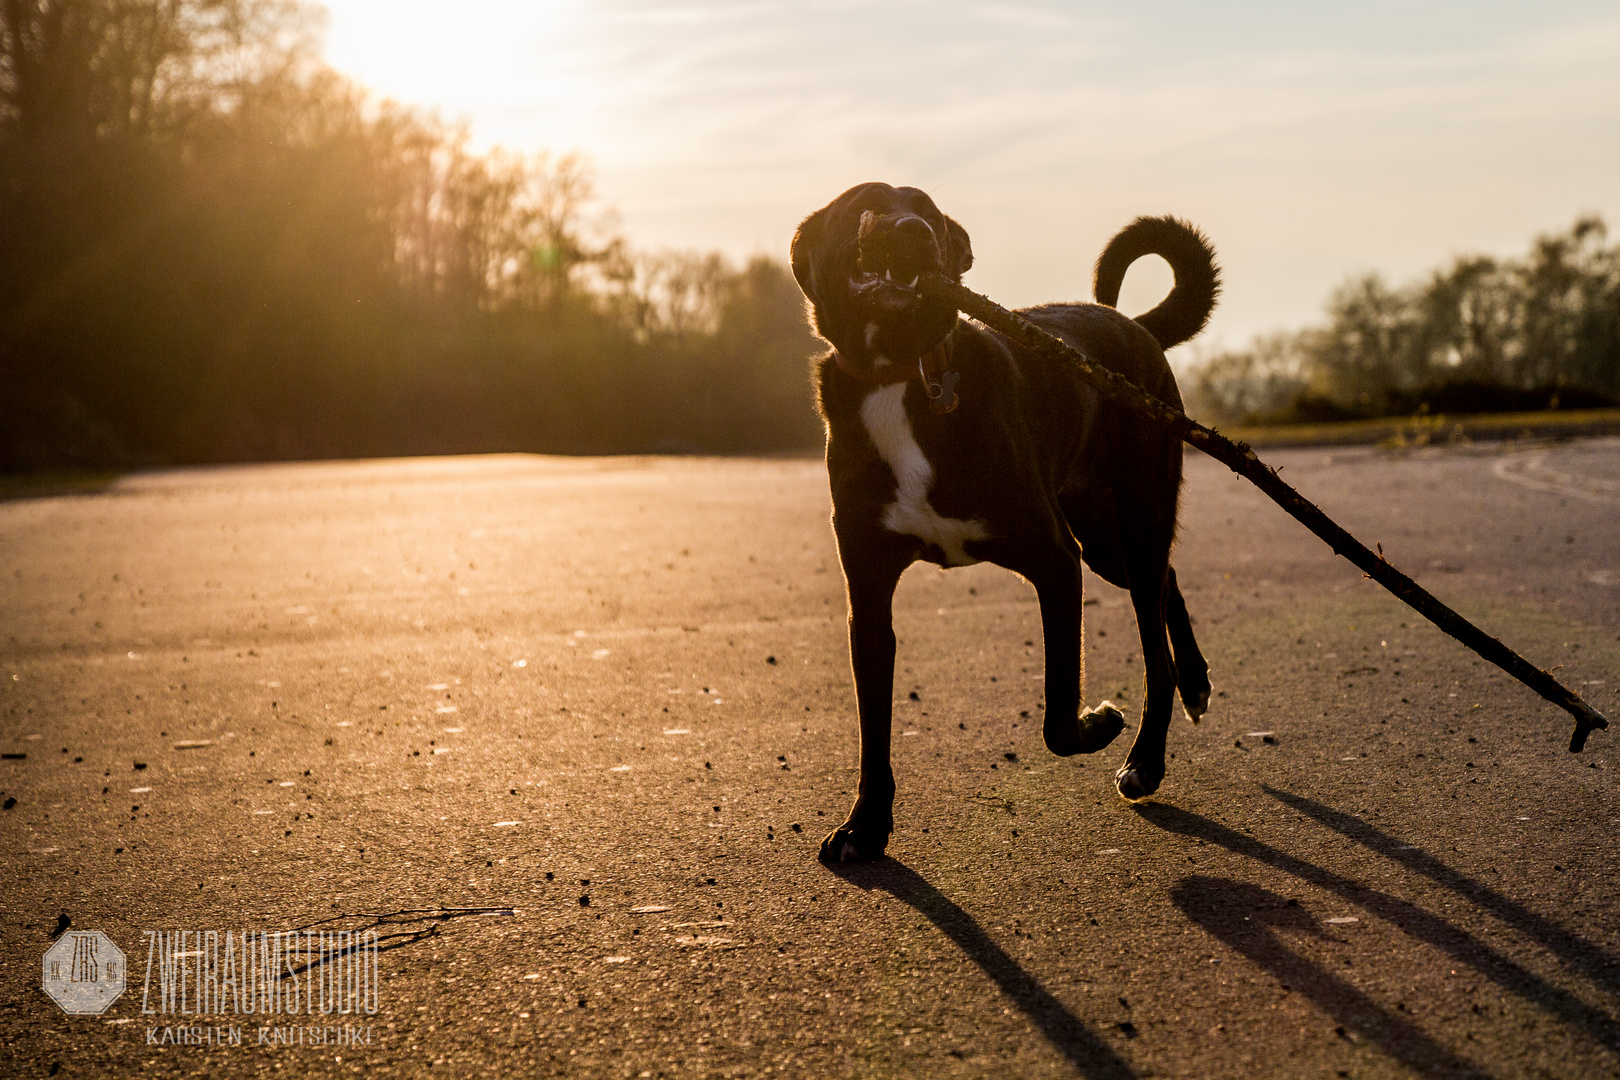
[0,1,824,469]
[1183,218,1620,426]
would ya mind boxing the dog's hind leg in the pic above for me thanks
[1116,554,1179,801]
[820,527,913,863]
[1114,514,1179,803]
[1165,565,1212,722]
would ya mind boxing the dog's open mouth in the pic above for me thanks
[848,209,944,312]
[848,267,923,310]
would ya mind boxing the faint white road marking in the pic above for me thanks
[1492,451,1620,505]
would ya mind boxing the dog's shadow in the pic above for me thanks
[1259,785,1620,1001]
[1167,874,1499,1079]
[825,859,1138,1080]
[1136,796,1620,1060]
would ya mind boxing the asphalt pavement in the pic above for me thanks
[2,438,1618,1078]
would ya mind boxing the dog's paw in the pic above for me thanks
[1114,759,1165,802]
[818,822,891,864]
[1182,686,1211,724]
[1043,701,1126,757]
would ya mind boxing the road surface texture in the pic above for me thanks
[2,438,1618,1079]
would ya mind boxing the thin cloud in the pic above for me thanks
[319,0,1620,342]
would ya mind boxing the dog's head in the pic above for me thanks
[791,183,972,377]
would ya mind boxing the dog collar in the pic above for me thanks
[833,339,960,415]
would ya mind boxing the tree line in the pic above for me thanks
[1,0,825,471]
[1184,217,1620,425]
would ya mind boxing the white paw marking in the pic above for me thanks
[859,384,988,566]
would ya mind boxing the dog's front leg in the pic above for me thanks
[820,530,912,863]
[1030,546,1126,757]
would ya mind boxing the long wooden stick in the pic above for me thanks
[918,274,1609,753]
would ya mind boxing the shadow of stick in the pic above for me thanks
[1264,785,1620,998]
[1135,802,1620,1053]
[1171,876,1497,1079]
[828,859,1137,1080]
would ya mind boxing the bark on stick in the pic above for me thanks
[918,274,1609,753]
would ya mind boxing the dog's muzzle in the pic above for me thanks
[849,211,942,310]
[848,267,924,311]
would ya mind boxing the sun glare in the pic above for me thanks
[314,1,1620,347]
[321,0,597,148]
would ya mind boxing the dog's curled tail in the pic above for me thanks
[1092,216,1221,351]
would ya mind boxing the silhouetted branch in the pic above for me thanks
[920,273,1609,754]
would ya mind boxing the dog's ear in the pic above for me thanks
[942,215,973,278]
[790,209,826,303]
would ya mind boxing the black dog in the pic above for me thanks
[791,182,1221,863]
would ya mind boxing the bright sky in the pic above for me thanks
[320,0,1620,353]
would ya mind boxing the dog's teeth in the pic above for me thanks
[884,269,892,281]
[908,275,918,288]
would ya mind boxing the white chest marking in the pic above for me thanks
[859,384,988,566]
[864,323,893,368]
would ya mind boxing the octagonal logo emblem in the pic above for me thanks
[43,931,126,1015]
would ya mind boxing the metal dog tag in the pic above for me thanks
[924,369,960,415]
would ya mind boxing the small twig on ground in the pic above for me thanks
[287,906,516,934]
[919,274,1609,753]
